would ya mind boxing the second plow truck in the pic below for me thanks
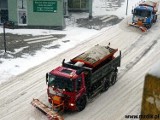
[130,0,159,32]
[31,44,121,120]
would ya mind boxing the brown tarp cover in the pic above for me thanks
[139,1,158,12]
[71,45,117,68]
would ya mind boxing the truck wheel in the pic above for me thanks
[153,15,157,23]
[146,22,153,29]
[103,77,110,92]
[145,24,151,29]
[110,72,117,85]
[76,95,87,111]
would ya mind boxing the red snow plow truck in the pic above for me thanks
[31,44,121,120]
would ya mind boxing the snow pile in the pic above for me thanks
[148,61,160,78]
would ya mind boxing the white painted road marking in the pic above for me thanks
[99,16,110,20]
[27,37,57,44]
[24,35,53,42]
[102,16,116,23]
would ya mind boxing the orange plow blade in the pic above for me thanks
[139,26,148,32]
[31,99,64,120]
[129,23,147,32]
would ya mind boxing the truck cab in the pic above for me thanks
[46,66,87,111]
[132,6,154,28]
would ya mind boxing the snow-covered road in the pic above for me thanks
[0,15,160,120]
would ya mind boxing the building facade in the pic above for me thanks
[0,0,91,29]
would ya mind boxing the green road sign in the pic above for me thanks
[33,0,57,12]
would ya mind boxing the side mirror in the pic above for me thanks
[62,59,65,66]
[46,73,49,84]
[132,9,134,14]
[76,69,83,75]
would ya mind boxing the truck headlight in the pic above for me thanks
[69,103,75,106]
[144,17,147,22]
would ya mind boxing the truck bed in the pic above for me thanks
[91,51,121,84]
[139,1,158,12]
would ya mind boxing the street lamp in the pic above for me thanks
[126,0,129,15]
[89,0,93,19]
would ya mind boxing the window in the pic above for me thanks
[48,74,74,92]
[0,0,8,9]
[0,0,8,23]
[76,77,82,91]
[17,0,27,25]
[134,10,151,17]
[68,0,87,9]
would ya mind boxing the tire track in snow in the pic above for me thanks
[121,35,144,58]
[89,39,158,119]
[118,39,158,79]
[87,38,159,120]
[88,76,144,120]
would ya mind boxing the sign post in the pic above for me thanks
[126,0,129,15]
[3,22,7,53]
[89,0,93,19]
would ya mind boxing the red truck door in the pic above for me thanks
[75,73,87,111]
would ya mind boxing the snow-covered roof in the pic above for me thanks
[148,61,160,78]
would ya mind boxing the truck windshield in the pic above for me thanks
[134,10,151,17]
[48,74,74,92]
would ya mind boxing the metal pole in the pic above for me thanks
[65,0,69,17]
[89,0,92,19]
[3,22,6,53]
[22,0,24,9]
[126,0,129,15]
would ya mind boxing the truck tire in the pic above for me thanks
[153,15,157,23]
[103,77,110,92]
[145,24,152,29]
[76,95,87,111]
[110,72,117,85]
